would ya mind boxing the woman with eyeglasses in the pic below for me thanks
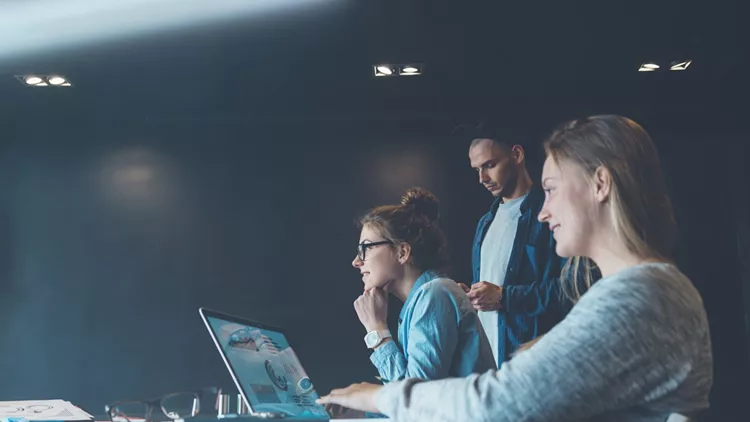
[350,187,496,388]
[319,116,713,421]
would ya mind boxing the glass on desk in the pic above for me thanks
[105,387,221,422]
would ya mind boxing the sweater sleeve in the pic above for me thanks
[375,267,705,421]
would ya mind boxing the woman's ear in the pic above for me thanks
[593,166,612,203]
[398,243,412,265]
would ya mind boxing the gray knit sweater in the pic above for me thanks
[375,263,713,421]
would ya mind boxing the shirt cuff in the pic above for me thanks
[369,339,400,373]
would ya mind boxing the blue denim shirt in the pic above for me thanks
[369,270,497,382]
[471,186,573,363]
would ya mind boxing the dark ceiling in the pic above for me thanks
[0,0,747,127]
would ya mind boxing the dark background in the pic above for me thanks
[0,0,748,420]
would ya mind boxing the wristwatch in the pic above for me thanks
[364,329,392,349]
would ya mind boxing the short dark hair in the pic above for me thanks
[454,122,521,151]
[469,136,511,151]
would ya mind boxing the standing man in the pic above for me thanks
[461,126,578,365]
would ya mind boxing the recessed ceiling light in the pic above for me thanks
[48,76,67,85]
[14,74,73,87]
[638,63,660,72]
[374,65,394,76]
[670,60,692,71]
[373,63,425,77]
[399,64,423,76]
[24,76,43,85]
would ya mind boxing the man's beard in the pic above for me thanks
[494,169,518,199]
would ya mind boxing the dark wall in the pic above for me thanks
[655,128,749,419]
[0,117,747,419]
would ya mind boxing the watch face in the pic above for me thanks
[365,331,379,348]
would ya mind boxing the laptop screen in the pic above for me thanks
[202,311,329,420]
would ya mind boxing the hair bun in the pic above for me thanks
[401,187,440,223]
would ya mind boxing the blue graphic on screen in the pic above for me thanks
[207,317,328,419]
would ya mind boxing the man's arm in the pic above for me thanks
[502,223,567,317]
[502,219,586,317]
[502,273,566,317]
[504,254,598,316]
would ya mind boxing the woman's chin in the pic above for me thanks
[555,240,573,258]
[363,282,380,291]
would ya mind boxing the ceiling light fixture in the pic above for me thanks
[399,64,423,76]
[48,75,66,85]
[670,60,692,71]
[14,74,73,87]
[373,63,424,77]
[638,63,660,72]
[374,65,394,76]
[24,75,43,85]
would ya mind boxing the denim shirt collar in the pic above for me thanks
[399,269,443,322]
[488,185,544,217]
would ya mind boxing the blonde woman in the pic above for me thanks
[318,115,713,421]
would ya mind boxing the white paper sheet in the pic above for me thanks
[0,400,93,421]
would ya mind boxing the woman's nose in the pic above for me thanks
[538,205,550,223]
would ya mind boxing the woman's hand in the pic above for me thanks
[323,403,366,419]
[317,383,383,414]
[354,288,388,332]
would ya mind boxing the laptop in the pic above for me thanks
[199,308,333,421]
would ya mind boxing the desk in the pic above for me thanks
[174,414,385,422]
[91,419,368,422]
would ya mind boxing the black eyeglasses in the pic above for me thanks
[357,240,392,261]
[105,387,220,422]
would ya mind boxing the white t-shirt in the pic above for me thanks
[478,194,526,364]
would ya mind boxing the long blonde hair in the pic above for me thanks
[515,115,678,354]
[547,115,677,292]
